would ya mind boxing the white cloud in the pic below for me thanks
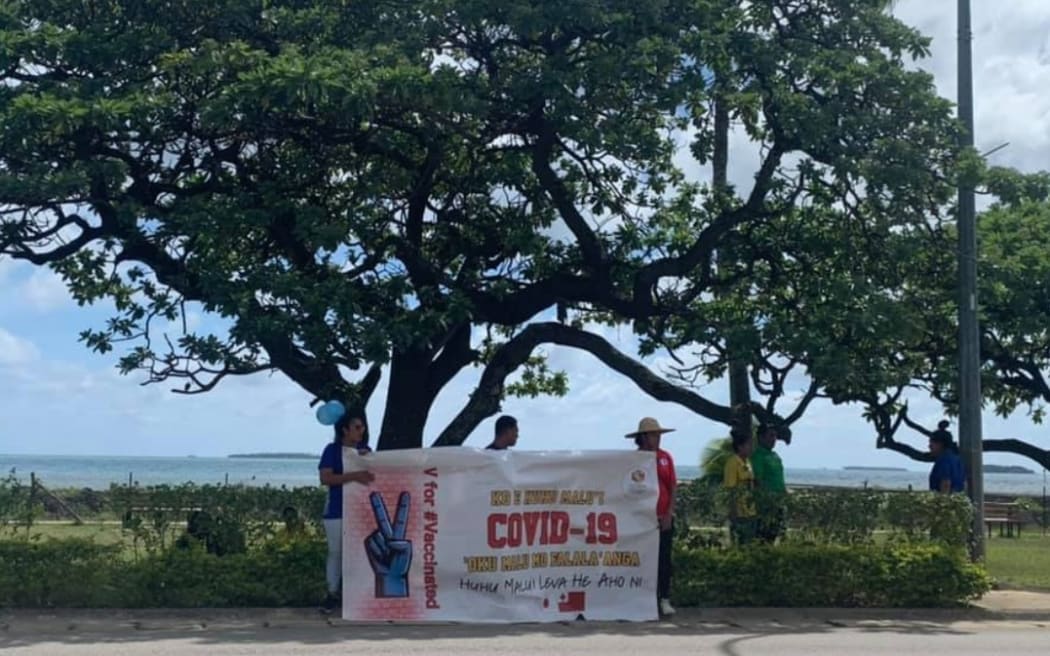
[0,256,17,286]
[0,327,39,366]
[20,268,71,312]
[894,0,1050,174]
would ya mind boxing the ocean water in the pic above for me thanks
[1,454,1048,497]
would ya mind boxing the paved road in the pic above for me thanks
[3,619,1049,655]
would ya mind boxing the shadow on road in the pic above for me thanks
[0,609,986,650]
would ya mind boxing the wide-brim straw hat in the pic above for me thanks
[624,417,676,438]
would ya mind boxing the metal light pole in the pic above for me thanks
[957,0,985,560]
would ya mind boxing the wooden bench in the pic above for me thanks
[984,501,1023,538]
[122,506,203,528]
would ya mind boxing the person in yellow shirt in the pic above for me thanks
[723,431,757,545]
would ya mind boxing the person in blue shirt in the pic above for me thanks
[318,408,375,613]
[928,420,965,494]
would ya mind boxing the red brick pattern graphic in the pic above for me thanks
[344,468,425,620]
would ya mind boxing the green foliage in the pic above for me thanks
[786,489,884,545]
[0,534,986,609]
[110,483,325,555]
[0,539,123,607]
[883,491,974,546]
[0,535,324,608]
[501,354,569,400]
[0,479,987,609]
[120,538,325,608]
[0,470,41,538]
[672,543,990,608]
[0,0,964,450]
[675,481,975,549]
[1013,497,1050,529]
[698,437,734,487]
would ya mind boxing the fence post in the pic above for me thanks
[1043,468,1047,536]
[27,472,37,535]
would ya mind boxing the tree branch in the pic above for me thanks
[876,433,935,463]
[432,321,735,447]
[878,434,1050,471]
[428,321,476,398]
[983,439,1050,470]
[899,406,937,439]
[783,379,820,426]
[531,123,606,269]
[631,145,785,307]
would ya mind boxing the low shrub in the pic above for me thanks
[0,470,41,537]
[671,542,990,608]
[0,535,325,608]
[119,537,325,607]
[784,489,883,544]
[0,536,988,609]
[883,491,973,546]
[1014,497,1050,529]
[0,539,122,607]
[111,484,326,554]
[675,479,977,548]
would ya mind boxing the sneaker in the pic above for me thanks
[321,593,339,614]
[659,598,676,617]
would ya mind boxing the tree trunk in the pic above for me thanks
[377,349,441,451]
[375,322,477,450]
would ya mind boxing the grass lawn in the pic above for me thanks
[26,521,126,546]
[985,531,1050,591]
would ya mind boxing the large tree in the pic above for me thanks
[442,0,962,440]
[632,163,1050,472]
[867,167,1050,470]
[1,0,958,449]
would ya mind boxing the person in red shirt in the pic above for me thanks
[626,417,677,617]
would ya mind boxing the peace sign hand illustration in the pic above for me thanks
[365,491,412,598]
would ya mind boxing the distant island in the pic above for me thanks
[985,465,1035,475]
[228,453,316,460]
[843,464,1035,475]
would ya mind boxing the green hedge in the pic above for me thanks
[110,484,326,552]
[0,539,124,607]
[673,543,990,608]
[7,479,977,550]
[0,537,325,608]
[675,481,975,547]
[0,537,989,609]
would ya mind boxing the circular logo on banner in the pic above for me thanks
[623,468,650,496]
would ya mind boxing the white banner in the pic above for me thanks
[341,448,659,622]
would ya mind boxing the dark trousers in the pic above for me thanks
[658,523,674,599]
[731,517,757,546]
[757,506,786,544]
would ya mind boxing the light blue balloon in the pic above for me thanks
[316,400,346,426]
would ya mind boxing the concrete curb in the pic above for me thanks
[2,605,1049,634]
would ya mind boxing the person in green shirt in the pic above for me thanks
[751,423,787,543]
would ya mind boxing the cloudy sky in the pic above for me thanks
[2,1,1049,473]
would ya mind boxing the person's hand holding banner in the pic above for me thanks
[365,491,413,598]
